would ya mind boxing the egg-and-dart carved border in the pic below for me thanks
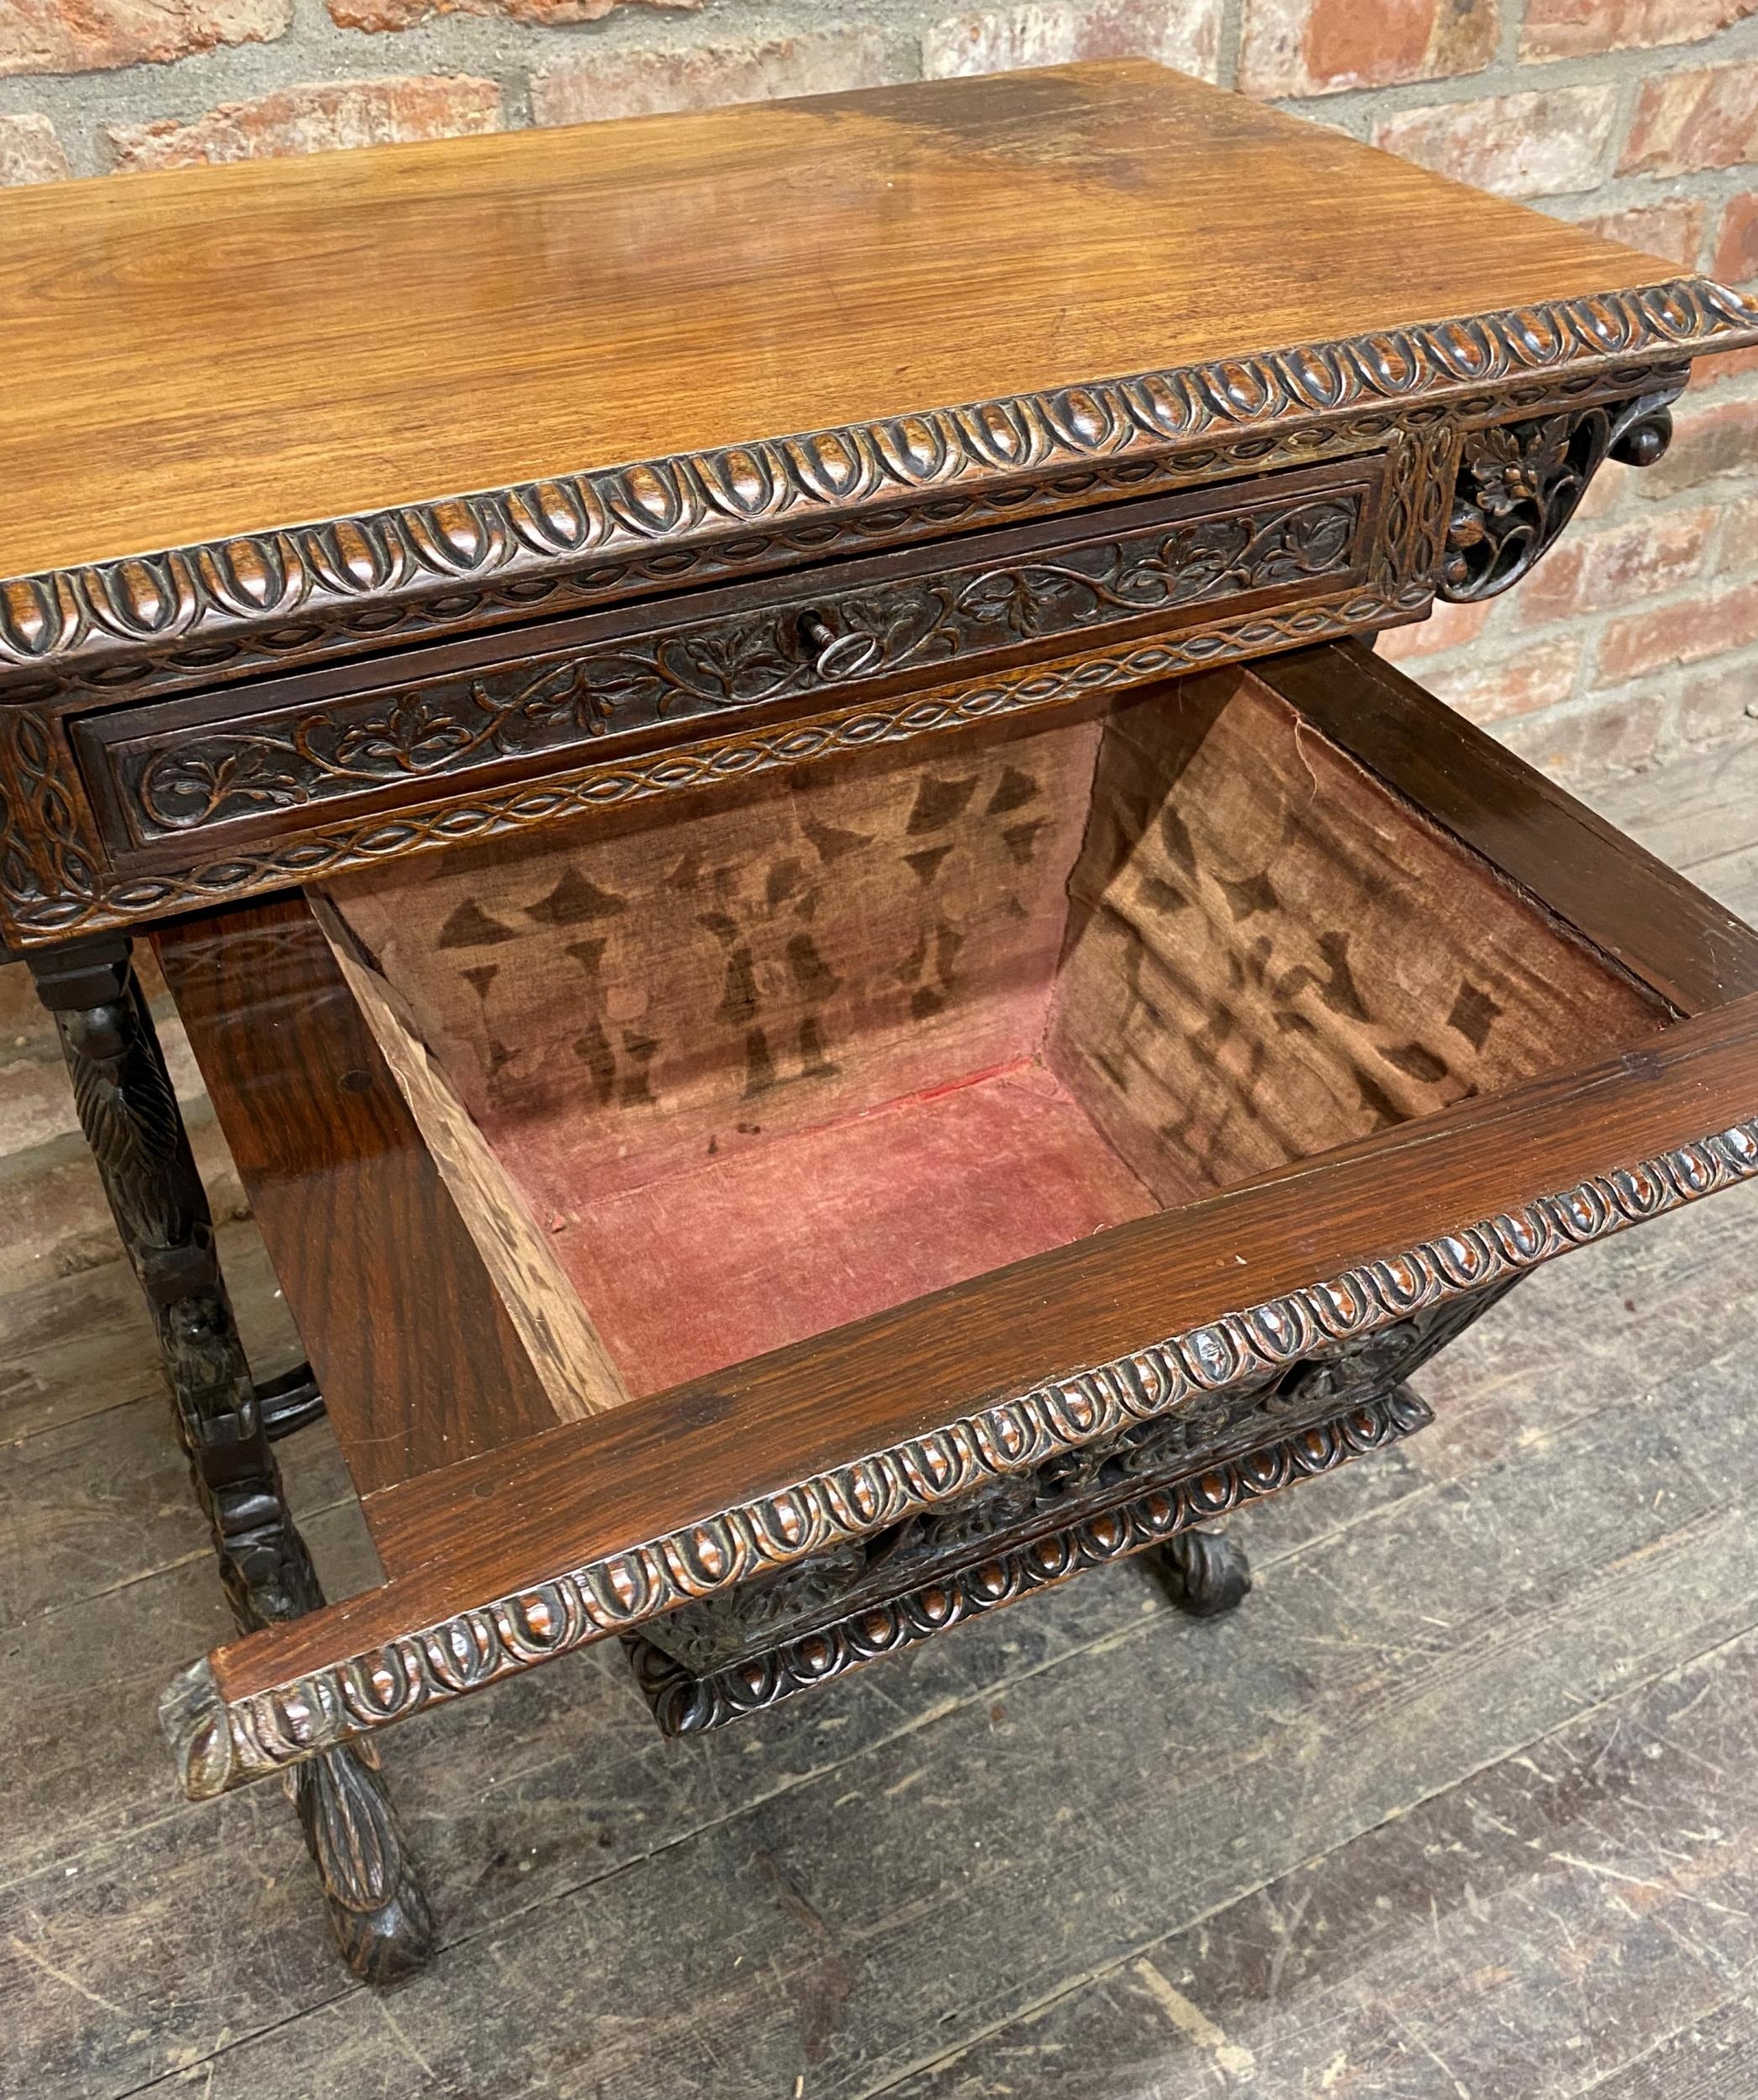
[160,1113,1758,1800]
[0,358,1676,718]
[3,585,1421,942]
[2,278,1747,694]
[623,1386,1434,1735]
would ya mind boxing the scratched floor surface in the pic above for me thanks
[6,741,1758,2100]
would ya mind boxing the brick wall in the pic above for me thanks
[3,0,1758,780]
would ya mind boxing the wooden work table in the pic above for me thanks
[8,60,1758,1986]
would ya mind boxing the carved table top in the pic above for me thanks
[2,61,1755,952]
[3,61,1755,659]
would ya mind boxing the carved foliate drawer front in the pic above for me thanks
[73,456,1383,865]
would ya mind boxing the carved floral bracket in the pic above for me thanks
[1441,385,1682,602]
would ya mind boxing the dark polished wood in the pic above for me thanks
[147,641,1752,1565]
[152,898,564,1498]
[631,1288,1496,1700]
[156,974,1758,1802]
[1,68,1753,951]
[622,1389,1414,1738]
[302,983,1758,1646]
[74,457,1383,869]
[132,638,1758,1798]
[26,932,433,1982]
[13,63,1758,1988]
[0,62,1719,586]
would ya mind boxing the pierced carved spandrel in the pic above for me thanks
[1045,669,1673,1200]
[324,709,1105,1206]
[1441,387,1680,604]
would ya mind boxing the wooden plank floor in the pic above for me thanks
[8,741,1758,2099]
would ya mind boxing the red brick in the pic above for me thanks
[1715,192,1758,283]
[1695,344,1758,386]
[1372,87,1618,201]
[1517,508,1713,625]
[0,0,288,76]
[1569,197,1704,270]
[0,113,68,184]
[1498,690,1667,783]
[532,30,890,126]
[0,965,60,1061]
[0,1048,84,1157]
[1415,638,1581,726]
[1715,495,1758,571]
[0,1103,246,1301]
[1598,578,1758,682]
[1372,597,1495,664]
[1621,60,1758,176]
[1238,0,1495,100]
[1575,449,1634,521]
[1523,0,1757,60]
[923,0,1222,81]
[108,77,502,171]
[333,0,688,28]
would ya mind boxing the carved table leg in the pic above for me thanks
[29,934,433,1985]
[1156,1530,1252,1617]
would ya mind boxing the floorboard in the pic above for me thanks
[885,1614,1758,2100]
[1585,735,1758,879]
[0,1218,292,1445]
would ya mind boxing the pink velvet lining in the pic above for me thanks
[502,1057,1156,1395]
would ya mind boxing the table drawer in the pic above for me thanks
[76,454,1385,868]
[153,639,1758,1793]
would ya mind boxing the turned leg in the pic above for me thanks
[1157,1530,1252,1617]
[29,934,433,1985]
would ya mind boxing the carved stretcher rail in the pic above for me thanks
[1,277,1750,692]
[162,1112,1758,1800]
[625,1385,1435,1735]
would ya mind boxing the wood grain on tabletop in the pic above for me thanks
[0,60,1681,580]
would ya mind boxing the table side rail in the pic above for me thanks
[152,896,568,1498]
[77,456,1389,870]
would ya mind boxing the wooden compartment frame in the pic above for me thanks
[150,638,1758,1798]
[15,55,1758,1987]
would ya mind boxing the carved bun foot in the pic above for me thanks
[293,1744,435,1986]
[1157,1530,1252,1617]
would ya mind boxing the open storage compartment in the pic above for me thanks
[316,656,1671,1411]
[152,639,1758,1788]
